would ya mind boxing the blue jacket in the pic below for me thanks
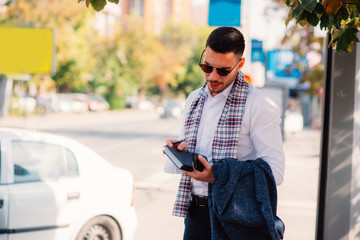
[208,158,284,240]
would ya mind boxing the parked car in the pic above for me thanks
[0,128,137,240]
[87,94,110,112]
[56,93,88,113]
[157,99,185,119]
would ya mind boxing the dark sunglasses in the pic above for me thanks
[198,50,242,77]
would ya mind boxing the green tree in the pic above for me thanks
[279,0,360,52]
[157,23,211,100]
[170,25,211,98]
[89,15,164,109]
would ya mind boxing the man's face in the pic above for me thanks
[201,47,245,97]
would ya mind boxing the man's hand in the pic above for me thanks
[181,155,214,183]
[165,139,188,152]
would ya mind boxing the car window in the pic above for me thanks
[12,140,65,183]
[65,148,79,177]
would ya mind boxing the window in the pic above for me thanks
[12,141,65,183]
[65,149,79,177]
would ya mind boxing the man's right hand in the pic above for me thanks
[165,139,188,152]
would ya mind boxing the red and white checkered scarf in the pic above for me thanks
[172,71,250,217]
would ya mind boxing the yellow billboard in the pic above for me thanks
[0,27,55,75]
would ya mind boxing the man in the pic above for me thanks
[164,27,285,240]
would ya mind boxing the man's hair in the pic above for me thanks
[205,27,245,57]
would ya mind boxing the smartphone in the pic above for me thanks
[192,153,206,172]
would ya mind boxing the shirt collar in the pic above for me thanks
[205,80,235,100]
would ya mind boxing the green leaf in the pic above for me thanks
[292,5,304,18]
[89,0,107,11]
[337,6,349,20]
[328,13,335,28]
[305,11,319,26]
[333,14,341,29]
[303,0,317,12]
[296,11,307,23]
[334,27,359,52]
[108,0,119,3]
[286,0,291,6]
[292,0,317,18]
[314,2,325,14]
[320,14,329,30]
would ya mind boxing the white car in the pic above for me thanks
[0,128,137,240]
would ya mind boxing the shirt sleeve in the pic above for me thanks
[163,90,197,174]
[248,93,285,186]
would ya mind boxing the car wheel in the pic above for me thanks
[76,216,121,240]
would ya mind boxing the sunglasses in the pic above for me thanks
[198,50,242,77]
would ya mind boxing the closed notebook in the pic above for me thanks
[163,145,206,172]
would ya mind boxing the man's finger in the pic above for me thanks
[198,155,210,168]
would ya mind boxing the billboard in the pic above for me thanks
[0,27,55,75]
[208,0,241,27]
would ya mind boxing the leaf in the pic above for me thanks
[303,0,317,12]
[320,14,330,29]
[296,10,307,23]
[334,27,359,52]
[333,14,341,29]
[328,13,335,28]
[324,0,342,14]
[286,0,291,6]
[89,0,107,11]
[292,5,304,18]
[108,0,119,3]
[305,10,320,26]
[337,6,349,20]
[292,0,317,18]
[314,2,325,14]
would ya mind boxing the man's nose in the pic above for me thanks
[208,69,221,80]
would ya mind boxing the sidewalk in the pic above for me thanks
[278,128,321,240]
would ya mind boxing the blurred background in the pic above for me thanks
[0,0,325,129]
[0,0,327,239]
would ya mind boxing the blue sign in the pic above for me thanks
[251,39,265,63]
[208,0,241,27]
[266,49,307,90]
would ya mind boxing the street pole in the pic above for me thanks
[316,34,333,240]
[316,34,360,240]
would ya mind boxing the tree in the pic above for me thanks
[279,0,360,52]
[4,0,95,92]
[78,0,118,12]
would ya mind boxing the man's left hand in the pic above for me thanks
[181,155,214,183]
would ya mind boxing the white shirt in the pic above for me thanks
[164,83,285,196]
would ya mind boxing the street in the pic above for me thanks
[0,110,321,240]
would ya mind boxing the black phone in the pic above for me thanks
[192,153,206,172]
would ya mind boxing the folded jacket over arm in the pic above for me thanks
[208,158,284,240]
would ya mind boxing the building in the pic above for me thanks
[121,0,192,34]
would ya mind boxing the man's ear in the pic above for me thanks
[237,58,245,71]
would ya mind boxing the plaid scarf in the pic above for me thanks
[172,72,250,217]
